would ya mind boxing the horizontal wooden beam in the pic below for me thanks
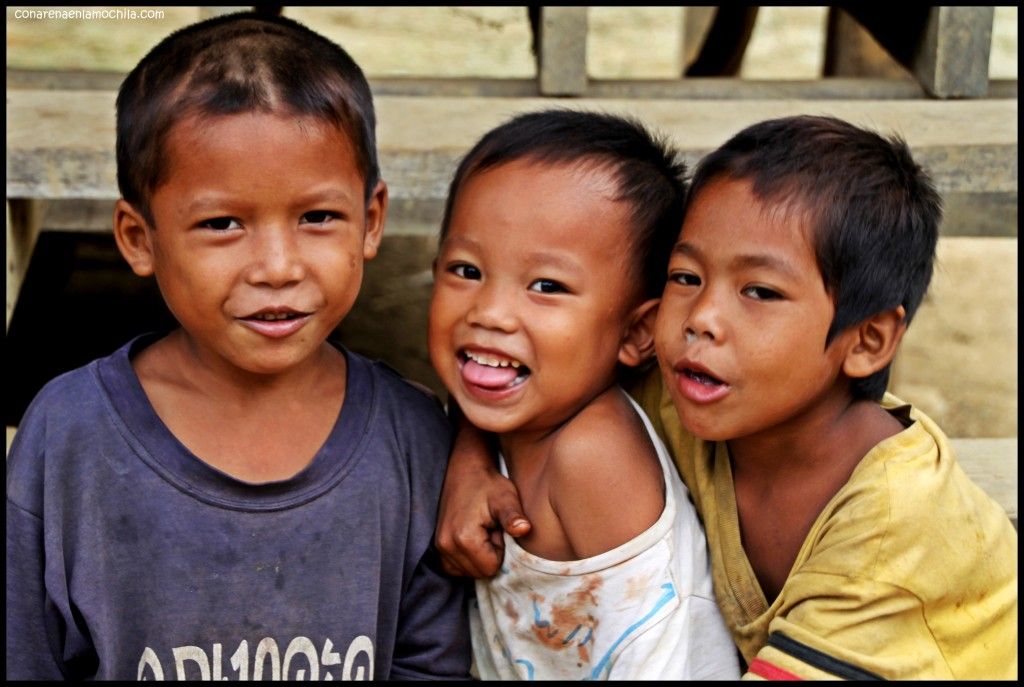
[7,90,1017,202]
[7,68,1018,100]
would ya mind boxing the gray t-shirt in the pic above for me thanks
[6,334,471,680]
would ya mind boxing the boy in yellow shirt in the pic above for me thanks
[435,114,1017,679]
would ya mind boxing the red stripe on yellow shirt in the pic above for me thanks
[749,657,803,680]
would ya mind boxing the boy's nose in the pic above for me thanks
[684,289,722,342]
[247,226,306,287]
[467,283,518,333]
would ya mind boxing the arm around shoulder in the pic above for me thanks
[434,402,530,578]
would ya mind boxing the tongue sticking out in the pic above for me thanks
[462,359,521,389]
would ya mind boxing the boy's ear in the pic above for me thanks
[362,180,388,261]
[618,298,660,368]
[113,199,155,277]
[841,305,907,380]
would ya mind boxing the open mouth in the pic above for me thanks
[245,311,307,322]
[459,350,531,390]
[675,362,731,404]
[237,309,314,339]
[683,367,725,387]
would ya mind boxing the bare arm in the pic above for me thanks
[435,405,531,578]
[548,395,664,560]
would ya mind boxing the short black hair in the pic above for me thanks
[439,109,688,300]
[688,114,942,401]
[116,11,378,227]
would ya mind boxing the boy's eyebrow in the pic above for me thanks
[524,250,583,276]
[440,234,583,275]
[184,196,235,215]
[672,242,801,279]
[438,233,481,253]
[183,189,358,215]
[293,188,358,206]
[731,253,801,279]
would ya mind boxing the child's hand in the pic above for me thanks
[435,468,530,578]
[435,410,531,577]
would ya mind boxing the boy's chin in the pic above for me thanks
[447,394,526,435]
[458,406,516,435]
[676,410,731,443]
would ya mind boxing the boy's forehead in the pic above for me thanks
[159,110,360,177]
[455,157,629,235]
[474,156,620,194]
[688,176,814,233]
[149,109,368,210]
[682,176,820,260]
[455,158,632,247]
[167,109,348,145]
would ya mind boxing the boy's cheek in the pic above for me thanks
[652,304,681,358]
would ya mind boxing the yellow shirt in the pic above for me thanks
[630,370,1018,680]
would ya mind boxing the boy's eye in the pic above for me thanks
[668,271,700,287]
[200,217,241,231]
[300,210,337,225]
[450,264,482,280]
[528,279,567,294]
[742,285,782,300]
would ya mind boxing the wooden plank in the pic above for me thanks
[7,90,1017,201]
[8,68,1017,101]
[6,68,127,90]
[939,191,1018,237]
[913,7,995,98]
[538,7,588,96]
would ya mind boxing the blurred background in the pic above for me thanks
[5,7,1018,446]
[6,7,1019,79]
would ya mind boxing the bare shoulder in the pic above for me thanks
[547,390,666,559]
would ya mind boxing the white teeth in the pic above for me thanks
[255,312,295,321]
[465,351,523,369]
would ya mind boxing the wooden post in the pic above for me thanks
[538,7,588,96]
[912,6,994,98]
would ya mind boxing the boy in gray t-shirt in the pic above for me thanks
[6,12,470,680]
